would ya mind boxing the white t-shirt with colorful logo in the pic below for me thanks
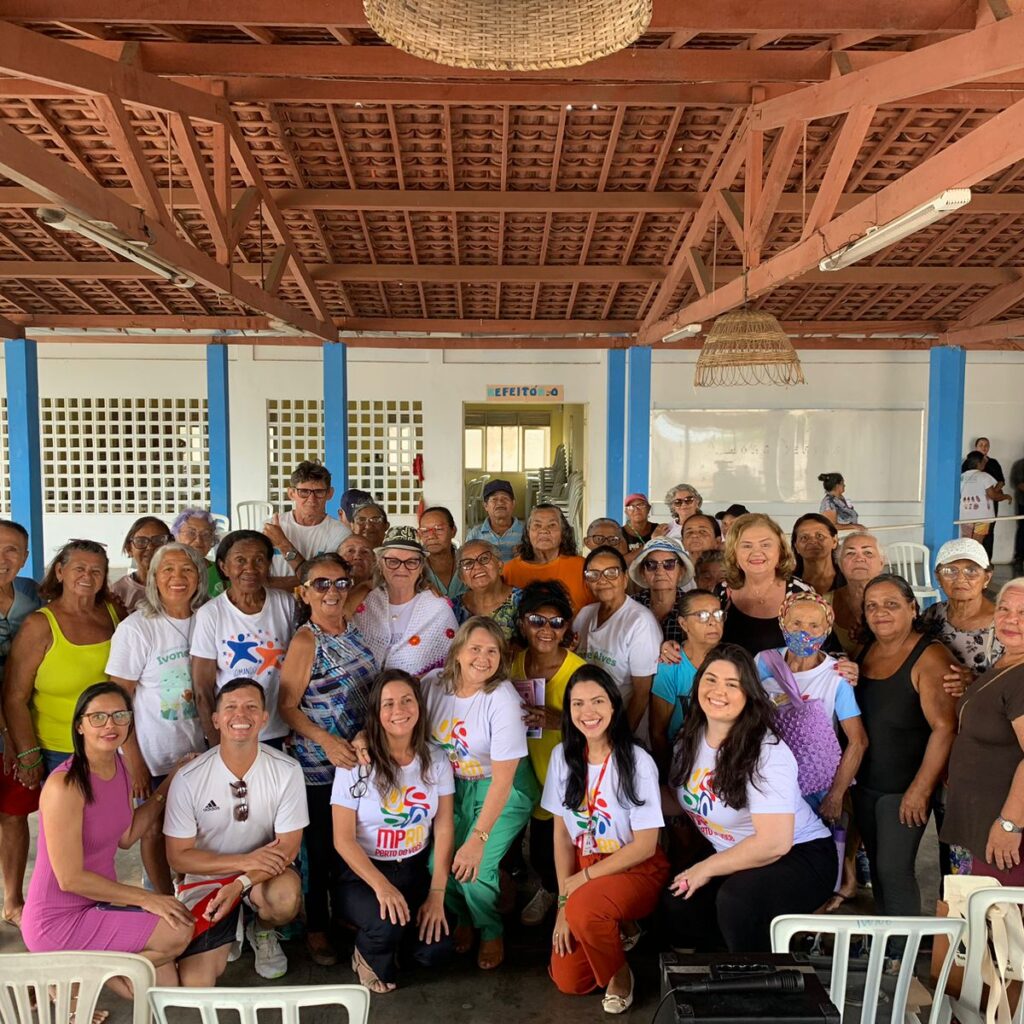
[331,747,454,861]
[675,735,830,853]
[190,589,295,740]
[541,742,664,854]
[422,671,528,780]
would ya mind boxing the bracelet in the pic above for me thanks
[152,792,165,804]
[16,746,41,762]
[429,887,447,893]
[473,827,490,843]
[584,867,592,882]
[17,757,42,771]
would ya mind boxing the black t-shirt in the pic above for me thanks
[622,521,657,552]
[962,454,1004,484]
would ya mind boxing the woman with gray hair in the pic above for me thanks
[452,539,520,640]
[106,541,208,893]
[171,506,224,597]
[658,483,703,541]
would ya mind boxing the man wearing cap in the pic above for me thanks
[622,493,658,552]
[466,479,524,563]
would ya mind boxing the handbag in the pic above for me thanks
[760,650,842,797]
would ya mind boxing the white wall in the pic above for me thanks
[2,343,1022,573]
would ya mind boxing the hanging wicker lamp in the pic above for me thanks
[693,308,806,388]
[363,0,653,71]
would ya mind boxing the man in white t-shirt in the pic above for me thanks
[165,680,308,986]
[263,460,350,589]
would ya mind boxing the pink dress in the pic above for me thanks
[21,755,162,953]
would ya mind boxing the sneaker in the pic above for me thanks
[246,920,288,979]
[520,888,557,926]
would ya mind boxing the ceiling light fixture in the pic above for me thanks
[662,323,702,343]
[818,189,971,272]
[37,208,197,288]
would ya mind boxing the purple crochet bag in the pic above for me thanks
[760,649,842,796]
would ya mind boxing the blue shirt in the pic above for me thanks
[465,518,525,563]
[425,559,469,600]
[652,650,699,742]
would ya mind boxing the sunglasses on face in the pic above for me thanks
[584,567,625,582]
[304,576,354,592]
[382,556,423,570]
[642,557,679,572]
[130,534,171,550]
[293,487,329,500]
[672,497,698,507]
[230,780,248,822]
[459,552,495,572]
[83,709,133,727]
[524,613,568,630]
[684,609,726,624]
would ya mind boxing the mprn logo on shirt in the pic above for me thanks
[202,800,220,812]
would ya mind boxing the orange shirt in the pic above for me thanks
[502,554,594,613]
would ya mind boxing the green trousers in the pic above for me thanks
[445,761,538,940]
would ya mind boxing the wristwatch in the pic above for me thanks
[999,817,1023,834]
[236,874,254,894]
[283,549,300,563]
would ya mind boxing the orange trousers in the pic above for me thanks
[549,845,670,995]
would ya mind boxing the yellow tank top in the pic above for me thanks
[31,603,119,753]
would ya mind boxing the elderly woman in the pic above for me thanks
[278,552,378,967]
[4,540,119,781]
[451,540,520,640]
[351,502,389,551]
[791,513,844,597]
[694,549,726,592]
[106,542,208,894]
[111,516,173,613]
[715,513,815,656]
[659,483,703,540]
[171,507,223,597]
[628,538,695,647]
[190,530,295,746]
[352,536,458,677]
[855,574,956,919]
[818,473,862,531]
[830,532,887,656]
[921,538,1003,674]
[622,493,658,552]
[681,514,722,563]
[943,579,1024,883]
[503,503,591,613]
[574,547,662,736]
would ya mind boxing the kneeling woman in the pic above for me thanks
[666,644,836,951]
[545,665,669,1013]
[332,670,455,992]
[21,682,194,984]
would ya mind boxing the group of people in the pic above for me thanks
[1,458,1023,1016]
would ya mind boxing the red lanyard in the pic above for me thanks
[585,749,611,826]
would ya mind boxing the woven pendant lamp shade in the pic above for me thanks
[363,0,653,71]
[693,308,806,388]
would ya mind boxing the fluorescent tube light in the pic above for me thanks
[818,189,971,272]
[37,208,197,288]
[662,323,702,342]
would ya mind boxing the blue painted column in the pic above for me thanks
[4,339,44,579]
[923,345,966,557]
[605,349,626,517]
[206,343,231,521]
[626,345,652,499]
[323,342,349,507]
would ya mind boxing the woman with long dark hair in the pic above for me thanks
[278,552,378,966]
[545,664,668,1014]
[332,670,455,992]
[791,513,844,597]
[665,644,836,951]
[110,515,173,613]
[20,682,194,982]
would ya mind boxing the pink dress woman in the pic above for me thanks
[21,755,161,952]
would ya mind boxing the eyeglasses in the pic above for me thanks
[293,487,329,500]
[672,497,698,507]
[354,515,385,526]
[304,577,354,592]
[83,709,133,727]
[229,780,249,822]
[937,565,987,580]
[624,503,648,511]
[524,613,568,630]
[418,525,448,536]
[178,527,215,543]
[459,552,495,572]
[382,555,423,570]
[349,763,371,799]
[684,609,726,624]
[587,534,623,546]
[584,567,625,582]
[642,557,679,572]
[130,534,171,550]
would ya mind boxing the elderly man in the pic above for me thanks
[166,679,307,986]
[466,479,524,562]
[263,461,350,590]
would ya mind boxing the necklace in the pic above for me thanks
[162,612,194,648]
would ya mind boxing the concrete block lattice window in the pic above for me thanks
[41,397,208,514]
[266,399,424,515]
[0,399,9,514]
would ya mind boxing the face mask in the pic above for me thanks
[782,628,828,657]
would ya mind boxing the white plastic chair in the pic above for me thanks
[947,886,1024,1024]
[772,914,965,1024]
[149,985,371,1024]
[886,541,942,606]
[210,512,231,536]
[0,951,155,1024]
[235,500,274,531]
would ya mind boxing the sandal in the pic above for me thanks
[477,936,504,970]
[1,906,22,929]
[48,986,109,1024]
[351,950,396,994]
[454,924,474,954]
[620,920,642,951]
[602,969,634,1015]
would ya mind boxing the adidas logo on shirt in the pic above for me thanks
[202,800,220,812]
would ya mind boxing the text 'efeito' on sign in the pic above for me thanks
[486,385,563,402]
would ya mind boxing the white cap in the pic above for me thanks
[934,537,990,569]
